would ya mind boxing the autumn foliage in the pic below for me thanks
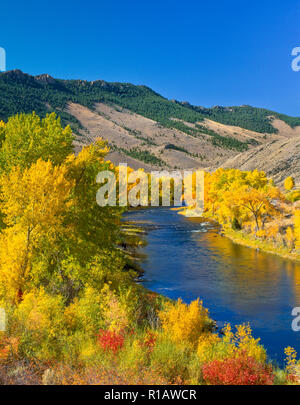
[0,113,297,385]
[203,168,282,232]
[97,329,125,354]
[202,356,274,385]
[159,298,212,347]
[284,176,295,191]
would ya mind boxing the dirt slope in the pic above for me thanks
[66,101,300,183]
[67,102,237,169]
[220,135,300,184]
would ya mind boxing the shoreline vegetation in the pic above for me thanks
[178,207,300,264]
[125,208,300,385]
[178,169,300,265]
[224,228,300,263]
[0,112,299,385]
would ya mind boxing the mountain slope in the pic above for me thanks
[176,102,300,133]
[220,135,300,185]
[0,69,299,179]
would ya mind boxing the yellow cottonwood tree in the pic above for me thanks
[295,210,300,250]
[1,159,72,230]
[158,298,212,347]
[230,185,281,231]
[284,176,295,191]
[0,159,73,302]
[63,138,124,252]
[0,225,30,302]
[286,226,295,250]
[0,112,73,171]
[204,168,281,231]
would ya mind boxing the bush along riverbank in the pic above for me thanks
[180,169,300,264]
[222,227,300,263]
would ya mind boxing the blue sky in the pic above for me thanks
[1,0,299,115]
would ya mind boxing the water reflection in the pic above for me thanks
[203,229,300,309]
[123,208,300,363]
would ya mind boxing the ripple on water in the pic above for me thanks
[123,208,300,365]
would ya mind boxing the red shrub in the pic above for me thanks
[202,356,274,385]
[97,329,124,354]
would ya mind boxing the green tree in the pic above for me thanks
[0,112,73,171]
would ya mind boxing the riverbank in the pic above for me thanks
[224,228,300,263]
[123,207,300,383]
[176,206,300,264]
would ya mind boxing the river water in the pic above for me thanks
[123,207,300,364]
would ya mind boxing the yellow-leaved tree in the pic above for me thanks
[0,159,73,302]
[158,298,212,347]
[230,184,281,231]
[0,112,73,171]
[284,176,295,191]
[204,168,281,231]
[295,210,300,250]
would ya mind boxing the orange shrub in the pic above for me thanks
[0,335,19,361]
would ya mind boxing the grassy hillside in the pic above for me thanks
[178,102,300,133]
[0,70,205,128]
[1,70,299,141]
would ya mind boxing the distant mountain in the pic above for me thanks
[1,69,300,181]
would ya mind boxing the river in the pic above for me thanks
[123,207,300,365]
